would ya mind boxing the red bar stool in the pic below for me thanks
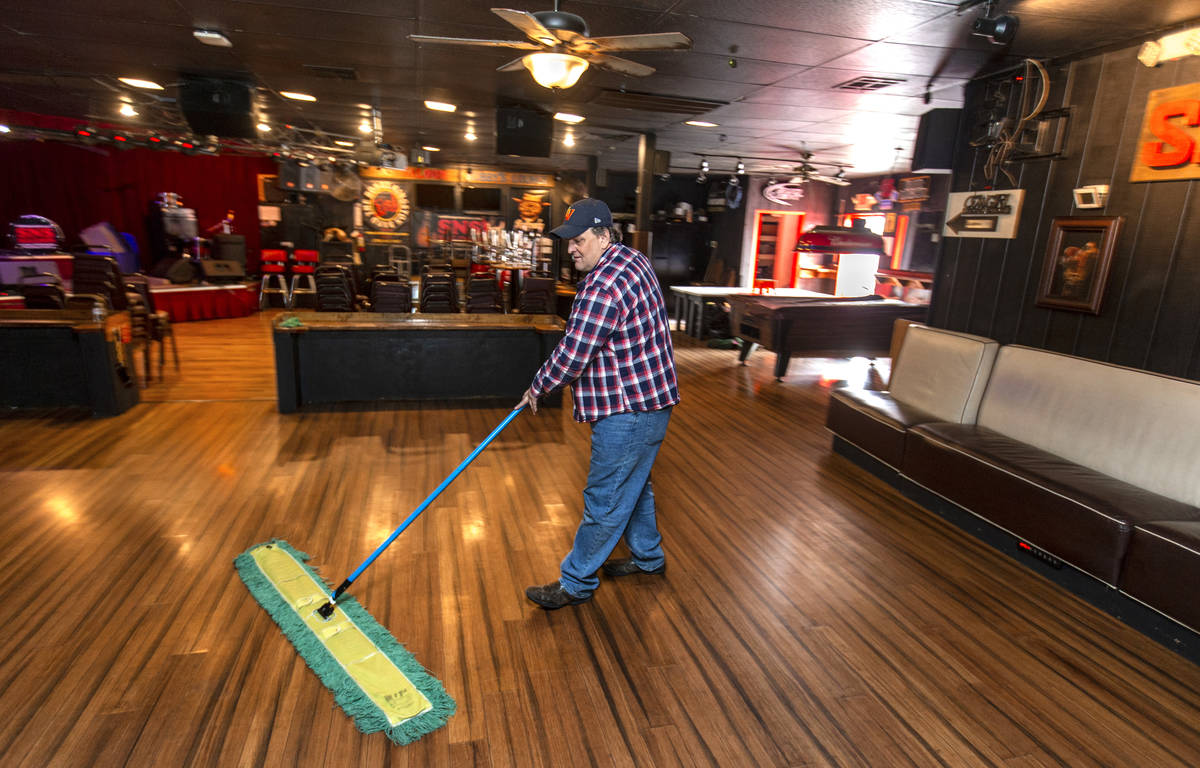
[289,249,320,308]
[260,249,289,309]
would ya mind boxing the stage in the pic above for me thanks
[0,282,258,322]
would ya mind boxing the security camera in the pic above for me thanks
[972,14,1018,45]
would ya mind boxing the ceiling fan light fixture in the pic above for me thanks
[522,52,588,90]
[424,100,456,112]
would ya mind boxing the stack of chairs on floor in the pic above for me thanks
[517,272,555,314]
[368,267,412,313]
[20,273,67,309]
[124,273,179,381]
[465,272,500,313]
[419,265,459,313]
[315,264,360,312]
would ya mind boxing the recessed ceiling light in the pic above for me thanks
[118,77,163,90]
[358,121,372,133]
[193,29,232,47]
[422,145,441,151]
[356,103,372,110]
[685,120,719,127]
[464,131,477,142]
[563,132,576,147]
[424,100,456,112]
[0,125,11,134]
[554,112,585,124]
[118,103,138,117]
[281,91,317,102]
[334,140,355,147]
[257,122,271,132]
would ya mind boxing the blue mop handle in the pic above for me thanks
[325,404,526,606]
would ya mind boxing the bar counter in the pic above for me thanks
[272,312,566,412]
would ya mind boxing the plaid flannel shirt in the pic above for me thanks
[531,242,679,422]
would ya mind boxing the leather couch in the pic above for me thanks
[827,326,1200,636]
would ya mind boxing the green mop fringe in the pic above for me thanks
[234,539,456,745]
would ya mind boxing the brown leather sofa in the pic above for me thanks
[828,329,1200,636]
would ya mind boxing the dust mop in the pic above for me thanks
[236,405,525,744]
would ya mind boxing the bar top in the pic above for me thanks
[274,311,566,333]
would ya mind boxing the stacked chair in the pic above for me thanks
[465,272,500,313]
[288,249,319,308]
[314,264,358,312]
[20,273,67,309]
[371,277,413,313]
[72,253,130,312]
[259,249,289,309]
[517,273,556,314]
[419,265,459,313]
[124,273,179,382]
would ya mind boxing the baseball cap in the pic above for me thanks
[550,198,613,239]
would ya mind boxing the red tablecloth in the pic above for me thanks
[150,284,257,322]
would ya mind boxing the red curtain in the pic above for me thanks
[0,138,275,272]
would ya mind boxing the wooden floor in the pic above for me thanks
[2,312,1199,767]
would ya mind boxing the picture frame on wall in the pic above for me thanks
[1035,216,1124,314]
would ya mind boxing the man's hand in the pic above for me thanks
[518,387,539,415]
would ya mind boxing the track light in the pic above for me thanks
[736,159,745,175]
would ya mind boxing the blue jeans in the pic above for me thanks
[559,408,672,597]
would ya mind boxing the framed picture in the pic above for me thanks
[1036,216,1124,314]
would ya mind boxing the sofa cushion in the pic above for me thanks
[904,422,1200,585]
[1120,522,1200,633]
[826,388,938,468]
[889,325,998,424]
[977,345,1200,507]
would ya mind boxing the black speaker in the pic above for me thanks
[197,259,246,284]
[151,257,199,284]
[179,75,255,139]
[496,107,552,158]
[211,234,246,267]
[911,108,962,174]
[653,150,671,175]
[278,160,301,191]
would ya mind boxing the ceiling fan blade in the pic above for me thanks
[408,34,540,50]
[497,56,527,72]
[810,174,851,186]
[491,8,560,46]
[584,53,655,78]
[572,32,692,52]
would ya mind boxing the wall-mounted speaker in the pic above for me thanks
[496,107,552,158]
[653,150,671,175]
[179,75,255,139]
[911,108,962,174]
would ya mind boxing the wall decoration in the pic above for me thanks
[511,189,551,233]
[897,176,931,202]
[1131,82,1200,183]
[361,180,411,232]
[1035,216,1124,314]
[942,189,1025,239]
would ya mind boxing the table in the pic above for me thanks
[0,309,139,416]
[726,295,928,379]
[0,253,74,286]
[272,312,566,412]
[668,286,829,339]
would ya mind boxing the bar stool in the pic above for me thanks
[288,249,320,308]
[259,249,289,309]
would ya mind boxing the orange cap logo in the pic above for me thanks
[564,207,574,221]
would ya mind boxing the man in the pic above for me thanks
[519,198,680,609]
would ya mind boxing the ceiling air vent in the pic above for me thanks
[593,89,727,115]
[833,76,907,92]
[302,65,358,80]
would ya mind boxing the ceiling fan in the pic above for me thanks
[788,151,851,186]
[408,4,692,89]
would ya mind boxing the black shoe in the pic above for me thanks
[601,558,666,577]
[525,580,592,610]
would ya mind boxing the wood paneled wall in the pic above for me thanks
[929,46,1200,380]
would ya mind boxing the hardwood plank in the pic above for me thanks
[0,314,1198,766]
